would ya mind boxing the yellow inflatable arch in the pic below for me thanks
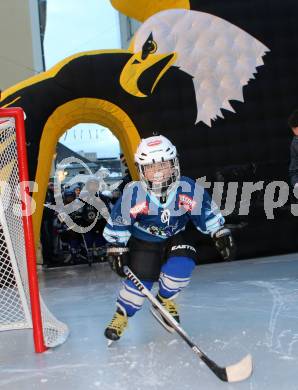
[0,0,191,245]
[1,49,141,244]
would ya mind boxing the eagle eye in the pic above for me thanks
[141,33,157,60]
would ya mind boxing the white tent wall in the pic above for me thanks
[0,0,44,91]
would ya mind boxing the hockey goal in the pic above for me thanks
[0,107,69,352]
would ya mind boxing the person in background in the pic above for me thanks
[80,177,111,262]
[117,153,132,194]
[110,188,122,205]
[57,188,83,264]
[288,109,298,189]
[74,185,81,198]
[106,154,133,206]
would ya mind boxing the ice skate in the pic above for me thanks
[104,308,128,344]
[150,294,180,333]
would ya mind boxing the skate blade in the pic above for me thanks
[107,339,114,347]
[150,306,175,333]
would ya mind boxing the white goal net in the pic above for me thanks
[0,111,69,349]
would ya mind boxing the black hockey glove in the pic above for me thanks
[107,246,129,277]
[212,228,236,261]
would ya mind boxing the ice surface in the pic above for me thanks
[1,253,298,389]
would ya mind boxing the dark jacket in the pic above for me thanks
[289,136,298,186]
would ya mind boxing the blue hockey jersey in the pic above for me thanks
[103,176,224,245]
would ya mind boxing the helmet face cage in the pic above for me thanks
[138,157,180,197]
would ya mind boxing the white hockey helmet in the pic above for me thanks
[101,190,113,199]
[134,135,180,197]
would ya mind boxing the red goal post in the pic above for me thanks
[0,107,68,352]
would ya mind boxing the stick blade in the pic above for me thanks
[226,354,253,383]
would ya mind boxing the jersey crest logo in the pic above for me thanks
[178,194,196,211]
[130,201,149,218]
[161,209,171,225]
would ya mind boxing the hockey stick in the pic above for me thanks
[81,233,93,267]
[123,266,252,383]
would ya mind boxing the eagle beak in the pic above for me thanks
[120,51,177,97]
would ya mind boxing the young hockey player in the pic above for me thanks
[103,135,236,342]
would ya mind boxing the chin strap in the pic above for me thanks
[160,194,167,204]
